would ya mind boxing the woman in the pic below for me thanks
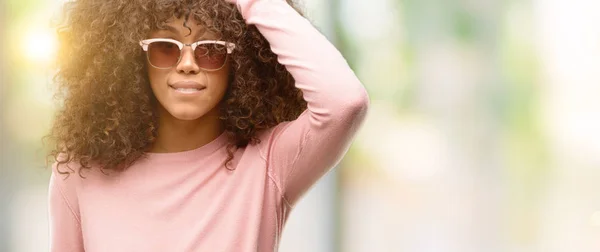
[47,0,368,251]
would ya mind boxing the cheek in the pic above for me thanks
[147,69,171,102]
[148,68,167,89]
[209,65,232,97]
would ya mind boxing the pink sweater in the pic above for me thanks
[48,0,369,251]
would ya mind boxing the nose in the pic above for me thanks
[175,45,200,74]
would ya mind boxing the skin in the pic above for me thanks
[146,17,231,153]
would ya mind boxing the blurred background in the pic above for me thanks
[2,0,600,251]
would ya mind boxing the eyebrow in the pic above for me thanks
[159,25,180,34]
[155,25,213,40]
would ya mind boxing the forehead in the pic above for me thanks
[151,17,218,39]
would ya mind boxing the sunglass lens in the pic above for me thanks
[194,43,228,70]
[147,41,180,68]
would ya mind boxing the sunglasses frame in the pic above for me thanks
[139,38,236,71]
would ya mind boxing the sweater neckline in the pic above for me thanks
[143,131,230,162]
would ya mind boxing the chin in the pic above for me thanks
[166,107,209,121]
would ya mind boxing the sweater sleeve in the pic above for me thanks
[48,163,85,252]
[236,0,370,206]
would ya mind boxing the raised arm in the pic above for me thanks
[233,0,369,206]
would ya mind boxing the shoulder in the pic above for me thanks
[49,153,104,193]
[50,159,83,195]
[48,157,86,216]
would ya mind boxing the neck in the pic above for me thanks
[149,106,225,153]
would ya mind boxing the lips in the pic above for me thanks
[169,80,206,91]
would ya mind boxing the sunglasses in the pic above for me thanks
[139,38,236,71]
